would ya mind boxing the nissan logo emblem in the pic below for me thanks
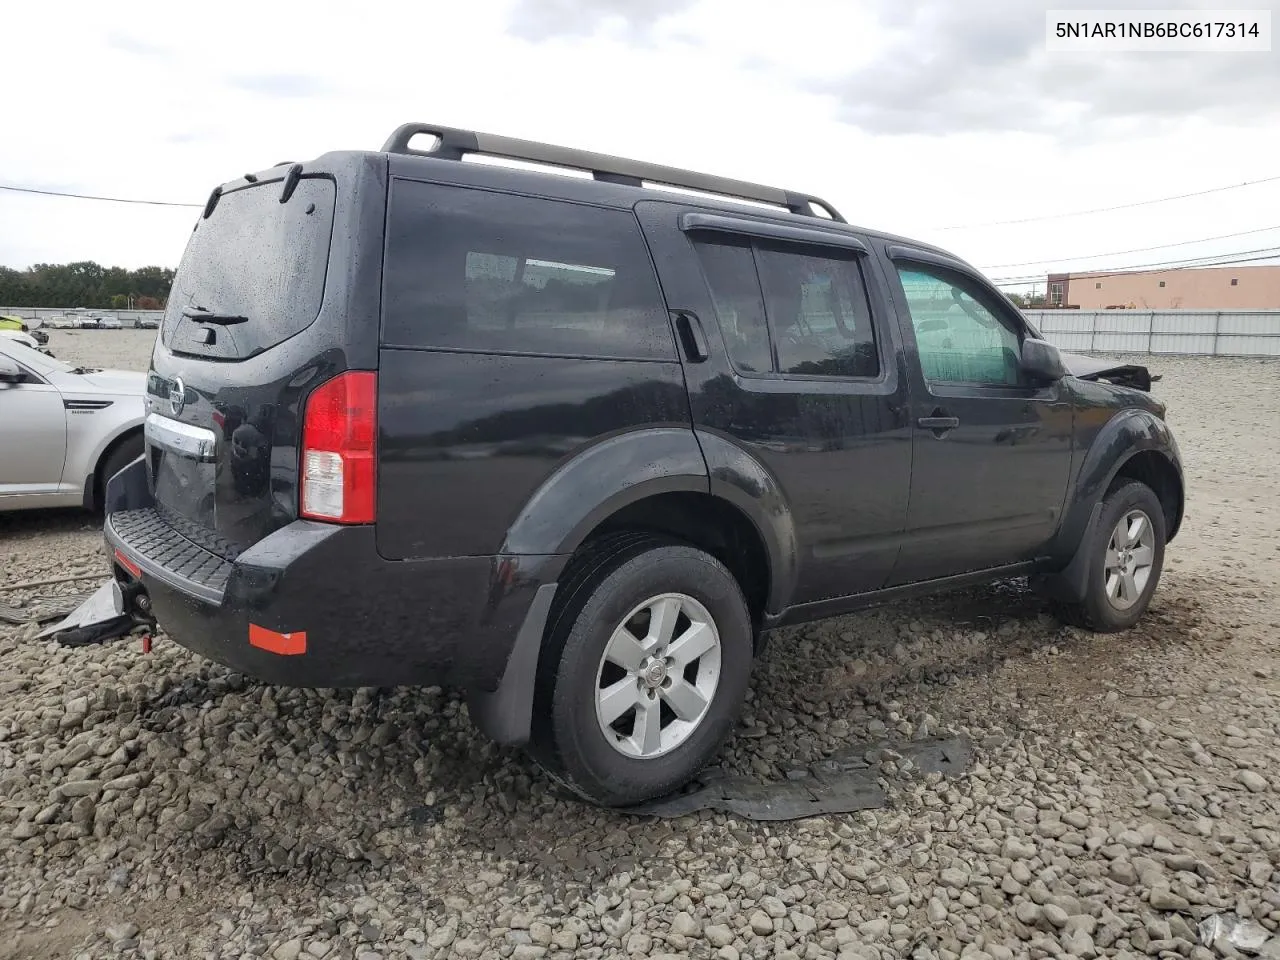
[170,377,186,417]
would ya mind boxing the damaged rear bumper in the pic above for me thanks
[101,459,565,697]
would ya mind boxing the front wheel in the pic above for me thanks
[1056,479,1167,632]
[529,535,754,807]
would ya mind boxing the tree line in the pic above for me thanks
[0,261,174,310]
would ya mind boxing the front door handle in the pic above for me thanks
[918,410,959,437]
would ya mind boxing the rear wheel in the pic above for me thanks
[529,534,753,806]
[1055,479,1166,632]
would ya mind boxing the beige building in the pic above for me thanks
[1047,264,1280,310]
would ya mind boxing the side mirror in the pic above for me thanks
[1021,338,1067,383]
[0,356,23,383]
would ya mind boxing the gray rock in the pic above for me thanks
[749,911,774,935]
[1240,771,1269,793]
[1062,929,1095,958]
[1150,887,1192,912]
[106,924,140,943]
[1015,902,1042,926]
[1043,904,1069,929]
[670,912,702,937]
[59,779,103,799]
[601,905,632,938]
[1002,838,1036,860]
[860,918,889,941]
[705,924,734,948]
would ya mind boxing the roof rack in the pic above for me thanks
[381,123,845,223]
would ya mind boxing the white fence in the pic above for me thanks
[1024,309,1280,357]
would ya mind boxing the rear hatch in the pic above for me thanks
[143,156,381,558]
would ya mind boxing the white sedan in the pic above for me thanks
[0,338,145,512]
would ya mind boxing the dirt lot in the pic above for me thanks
[1,333,1277,960]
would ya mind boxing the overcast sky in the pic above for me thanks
[4,0,1278,292]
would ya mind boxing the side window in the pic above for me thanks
[691,237,772,373]
[755,244,879,378]
[896,265,1022,386]
[383,181,676,360]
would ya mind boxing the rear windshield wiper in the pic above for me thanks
[182,305,249,326]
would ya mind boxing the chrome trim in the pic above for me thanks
[145,412,217,462]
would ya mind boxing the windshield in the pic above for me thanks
[162,176,336,359]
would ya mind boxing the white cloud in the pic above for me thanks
[3,0,1278,291]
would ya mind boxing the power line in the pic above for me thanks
[980,224,1280,270]
[936,174,1280,231]
[989,248,1280,287]
[0,183,200,208]
[993,243,1280,280]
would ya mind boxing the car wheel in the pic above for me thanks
[529,533,754,807]
[1055,479,1166,632]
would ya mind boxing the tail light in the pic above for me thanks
[300,371,377,523]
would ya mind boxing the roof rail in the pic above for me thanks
[381,123,845,223]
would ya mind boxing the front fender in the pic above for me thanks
[501,427,709,556]
[69,408,144,500]
[1051,407,1182,562]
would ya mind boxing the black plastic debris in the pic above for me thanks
[34,580,136,648]
[626,736,972,821]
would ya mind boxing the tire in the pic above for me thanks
[96,432,144,510]
[529,534,754,807]
[1054,478,1166,633]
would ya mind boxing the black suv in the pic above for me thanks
[105,124,1184,806]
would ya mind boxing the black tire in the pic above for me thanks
[1054,479,1166,632]
[529,533,754,807]
[96,432,144,511]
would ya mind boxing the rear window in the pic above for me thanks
[382,180,675,360]
[162,177,336,357]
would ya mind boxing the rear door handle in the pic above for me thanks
[673,311,709,363]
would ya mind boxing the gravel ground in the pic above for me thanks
[2,337,1277,960]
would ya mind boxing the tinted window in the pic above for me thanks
[692,238,772,373]
[693,236,879,378]
[162,177,336,356]
[756,245,878,378]
[383,181,675,360]
[897,266,1021,386]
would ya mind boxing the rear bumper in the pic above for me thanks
[103,468,565,691]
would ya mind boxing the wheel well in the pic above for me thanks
[1111,450,1183,540]
[93,427,144,509]
[578,492,771,626]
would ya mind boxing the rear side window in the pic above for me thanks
[163,177,336,356]
[383,181,675,360]
[692,235,880,378]
[755,244,878,378]
[691,238,771,373]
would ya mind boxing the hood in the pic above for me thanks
[1059,351,1159,392]
[66,368,147,396]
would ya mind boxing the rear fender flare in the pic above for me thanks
[695,430,798,615]
[500,427,710,556]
